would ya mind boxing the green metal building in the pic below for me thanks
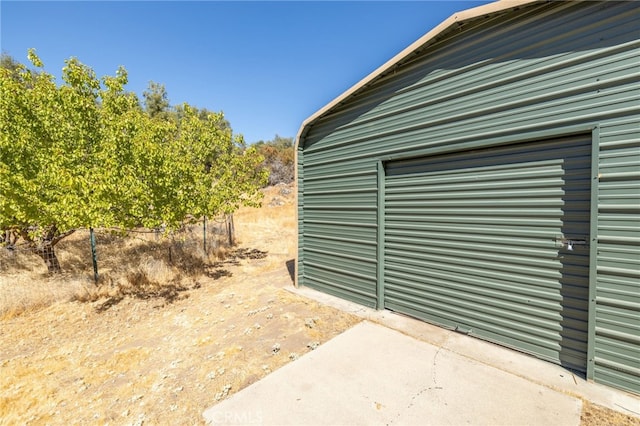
[295,0,639,395]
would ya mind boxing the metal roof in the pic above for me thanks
[295,0,540,149]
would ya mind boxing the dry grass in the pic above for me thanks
[581,400,640,426]
[0,273,95,320]
[0,183,360,425]
[0,213,235,319]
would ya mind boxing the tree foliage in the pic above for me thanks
[142,81,170,119]
[0,53,22,79]
[254,135,294,186]
[0,50,267,272]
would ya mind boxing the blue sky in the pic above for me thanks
[1,1,488,144]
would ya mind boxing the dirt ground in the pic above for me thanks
[0,186,359,425]
[1,185,638,425]
[581,401,640,426]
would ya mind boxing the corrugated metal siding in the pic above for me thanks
[303,2,639,157]
[384,135,591,371]
[595,119,640,394]
[298,0,639,392]
[300,160,378,307]
[297,147,304,285]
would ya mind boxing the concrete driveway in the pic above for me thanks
[203,287,640,426]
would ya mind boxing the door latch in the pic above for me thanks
[556,237,588,251]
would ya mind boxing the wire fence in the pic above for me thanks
[0,215,236,283]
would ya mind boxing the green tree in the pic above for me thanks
[0,50,267,273]
[143,81,170,119]
[0,52,23,79]
[173,104,231,131]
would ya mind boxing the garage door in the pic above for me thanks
[384,135,591,372]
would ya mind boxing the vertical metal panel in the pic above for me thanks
[377,161,385,309]
[587,126,600,380]
[384,135,592,371]
[594,118,640,394]
[297,0,639,393]
[300,160,378,307]
[296,147,304,287]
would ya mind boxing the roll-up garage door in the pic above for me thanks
[384,135,591,372]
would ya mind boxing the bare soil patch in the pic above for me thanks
[0,185,636,425]
[0,269,358,425]
[581,400,640,426]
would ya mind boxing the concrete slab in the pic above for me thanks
[203,321,581,426]
[288,285,640,418]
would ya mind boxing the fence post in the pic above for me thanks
[203,215,207,254]
[89,227,98,284]
[226,214,235,246]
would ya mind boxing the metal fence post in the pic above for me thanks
[226,214,235,246]
[203,216,207,254]
[89,227,98,284]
